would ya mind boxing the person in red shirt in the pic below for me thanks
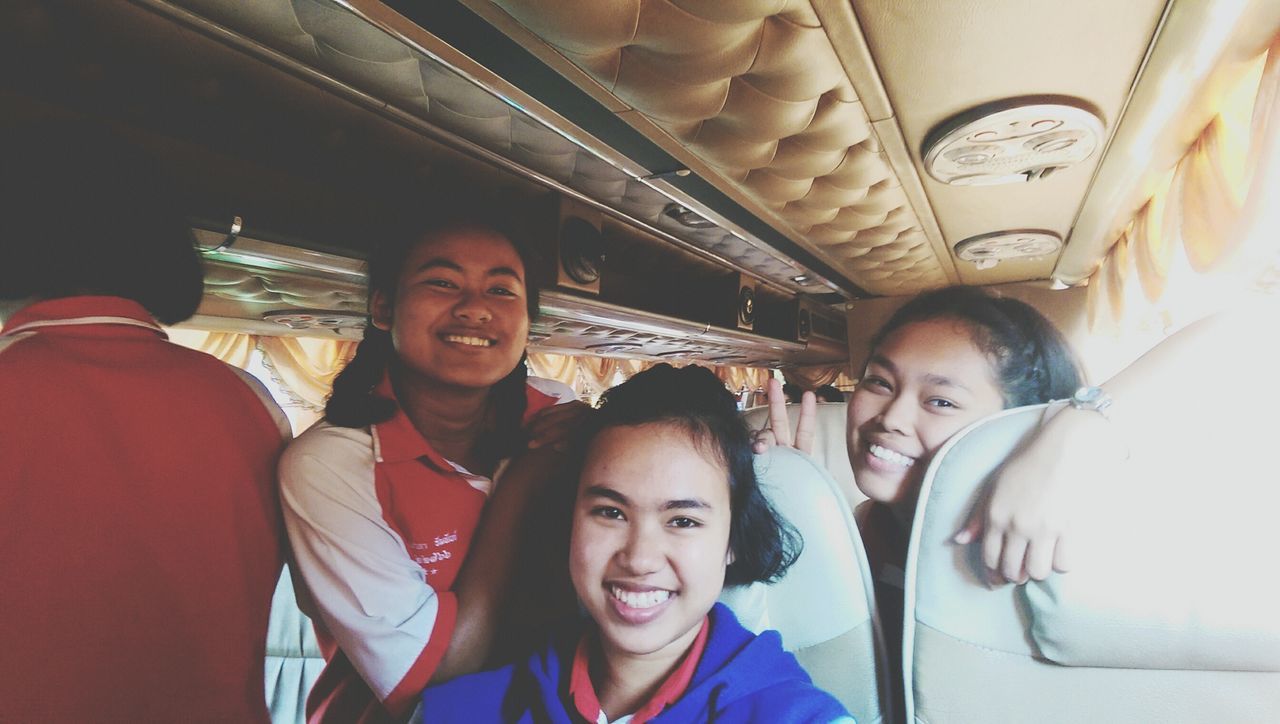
[0,122,290,722]
[279,204,586,723]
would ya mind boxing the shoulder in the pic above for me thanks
[526,376,578,406]
[224,365,291,439]
[279,422,375,497]
[0,330,38,360]
[421,664,517,721]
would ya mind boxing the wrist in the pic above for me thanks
[1051,399,1130,462]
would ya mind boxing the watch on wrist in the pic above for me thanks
[1069,385,1114,420]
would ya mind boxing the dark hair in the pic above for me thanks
[583,364,802,586]
[325,201,542,461]
[0,120,204,324]
[868,286,1083,407]
[814,385,844,403]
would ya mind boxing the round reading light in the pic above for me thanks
[924,101,1104,185]
[954,230,1063,262]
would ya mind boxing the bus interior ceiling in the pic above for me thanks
[3,0,1277,374]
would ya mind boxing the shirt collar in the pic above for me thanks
[569,617,711,724]
[1,296,166,339]
[369,374,453,470]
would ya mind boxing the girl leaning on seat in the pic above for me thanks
[278,202,587,723]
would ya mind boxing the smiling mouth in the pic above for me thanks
[441,334,494,347]
[610,586,672,610]
[868,443,916,468]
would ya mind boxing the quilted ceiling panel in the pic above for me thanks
[169,0,826,292]
[481,0,951,295]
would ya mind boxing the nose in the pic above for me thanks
[616,520,663,576]
[877,393,915,435]
[452,291,492,324]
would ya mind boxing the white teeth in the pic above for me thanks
[869,443,915,468]
[443,334,493,347]
[610,586,672,609]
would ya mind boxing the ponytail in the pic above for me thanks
[325,327,399,427]
[476,353,531,462]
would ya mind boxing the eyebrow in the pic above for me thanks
[414,258,524,281]
[582,485,713,511]
[867,354,973,393]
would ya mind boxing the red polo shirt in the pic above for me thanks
[0,297,290,722]
[569,618,711,724]
[280,374,575,723]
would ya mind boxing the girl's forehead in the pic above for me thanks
[580,423,731,500]
[403,226,524,270]
[872,318,999,385]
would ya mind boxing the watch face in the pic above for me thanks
[1075,386,1103,404]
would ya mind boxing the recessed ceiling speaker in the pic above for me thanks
[738,283,756,329]
[556,199,605,294]
[954,230,1063,263]
[924,101,1104,185]
[797,307,812,342]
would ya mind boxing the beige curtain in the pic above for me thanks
[258,337,358,410]
[526,352,578,387]
[713,365,770,393]
[167,329,358,433]
[529,351,770,400]
[1090,35,1280,328]
[166,329,256,370]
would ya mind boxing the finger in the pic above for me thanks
[999,536,1029,584]
[527,402,590,437]
[751,428,778,454]
[981,525,1005,574]
[766,379,792,447]
[1052,536,1074,574]
[793,391,817,455]
[952,514,982,545]
[528,401,589,427]
[1025,538,1056,581]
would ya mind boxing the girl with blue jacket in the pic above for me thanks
[422,364,852,723]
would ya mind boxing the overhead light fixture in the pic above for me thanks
[662,203,717,229]
[791,274,812,285]
[955,230,1063,264]
[924,101,1104,185]
[262,309,367,338]
[1050,277,1071,290]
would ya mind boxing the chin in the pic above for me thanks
[853,471,910,506]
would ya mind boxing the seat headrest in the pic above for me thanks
[914,403,1280,672]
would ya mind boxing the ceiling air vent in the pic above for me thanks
[924,102,1103,185]
[263,309,367,338]
[954,230,1063,269]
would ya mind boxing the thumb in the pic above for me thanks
[952,513,982,545]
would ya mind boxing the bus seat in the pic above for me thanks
[265,567,324,724]
[743,401,863,510]
[721,446,889,723]
[905,404,1280,724]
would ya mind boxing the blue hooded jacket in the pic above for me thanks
[421,603,852,723]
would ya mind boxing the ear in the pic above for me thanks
[370,288,393,332]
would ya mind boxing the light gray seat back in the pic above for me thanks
[905,404,1280,724]
[720,446,889,723]
[265,567,325,724]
